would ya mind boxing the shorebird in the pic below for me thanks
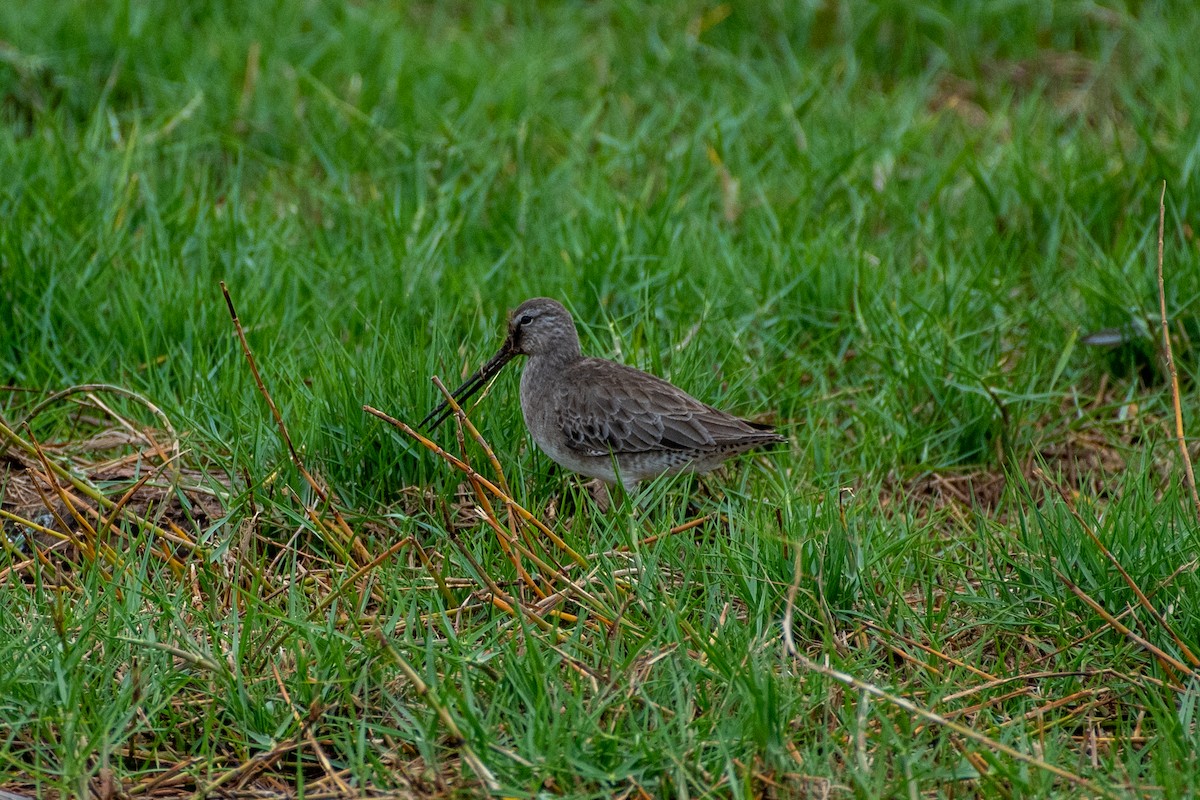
[421,298,785,492]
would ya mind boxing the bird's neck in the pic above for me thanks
[526,345,582,372]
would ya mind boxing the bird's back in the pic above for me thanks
[552,357,782,455]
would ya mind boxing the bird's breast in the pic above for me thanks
[518,357,561,450]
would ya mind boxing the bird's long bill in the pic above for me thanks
[420,342,516,430]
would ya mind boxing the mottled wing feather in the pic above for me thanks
[555,358,774,456]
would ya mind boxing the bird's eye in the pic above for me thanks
[519,314,534,326]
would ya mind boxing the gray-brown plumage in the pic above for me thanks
[422,298,786,490]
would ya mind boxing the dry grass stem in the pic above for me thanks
[221,281,370,565]
[363,404,588,567]
[1155,182,1200,523]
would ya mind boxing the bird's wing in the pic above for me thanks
[554,359,769,456]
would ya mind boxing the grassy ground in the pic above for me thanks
[3,0,1200,797]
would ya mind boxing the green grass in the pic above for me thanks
[3,0,1200,797]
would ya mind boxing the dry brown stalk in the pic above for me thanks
[941,670,1103,704]
[25,434,107,565]
[292,487,361,567]
[0,519,75,589]
[1033,466,1200,669]
[270,662,352,794]
[308,535,414,621]
[460,484,547,598]
[493,534,619,628]
[431,374,535,556]
[1154,182,1200,524]
[372,629,501,791]
[220,281,370,566]
[81,388,176,482]
[942,688,1034,722]
[436,383,545,598]
[191,739,301,797]
[1056,570,1193,679]
[363,404,588,567]
[783,556,1118,798]
[125,757,201,797]
[999,688,1106,728]
[95,471,155,545]
[21,467,87,560]
[8,383,181,481]
[445,532,557,634]
[948,738,1006,799]
[1080,514,1196,668]
[0,508,71,547]
[410,536,457,606]
[616,514,711,551]
[364,404,633,630]
[786,647,1116,797]
[0,417,199,554]
[861,619,1000,682]
[95,457,191,570]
